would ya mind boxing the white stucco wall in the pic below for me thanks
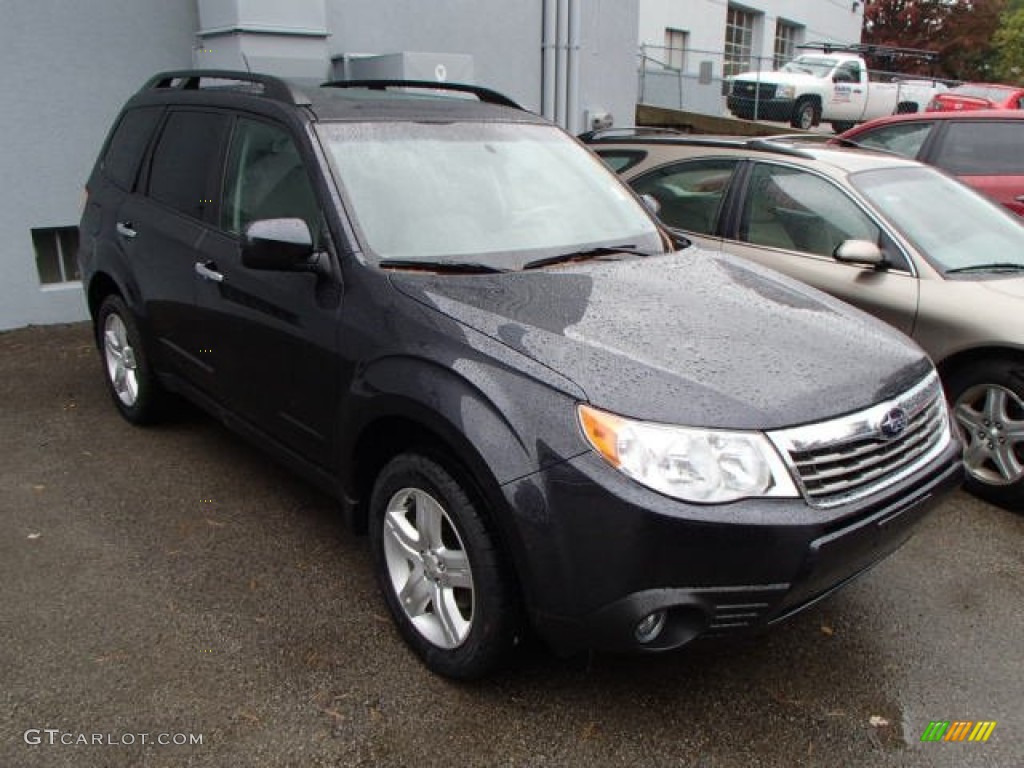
[0,0,198,330]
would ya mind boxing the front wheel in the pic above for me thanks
[790,98,818,130]
[95,295,166,424]
[369,453,520,679]
[947,359,1024,509]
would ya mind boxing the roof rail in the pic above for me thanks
[576,126,684,142]
[320,79,522,109]
[579,133,816,160]
[141,70,312,106]
[797,42,938,62]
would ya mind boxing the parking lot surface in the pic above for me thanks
[2,323,1021,767]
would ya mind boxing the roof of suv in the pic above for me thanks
[581,132,923,175]
[127,70,543,125]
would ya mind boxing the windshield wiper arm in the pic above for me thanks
[946,263,1024,274]
[522,245,654,271]
[378,258,508,274]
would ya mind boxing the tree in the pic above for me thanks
[993,8,1024,83]
[863,0,1007,80]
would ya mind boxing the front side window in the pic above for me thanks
[739,164,885,260]
[221,118,322,244]
[933,121,1024,175]
[318,121,660,264]
[852,121,934,159]
[630,159,739,235]
[147,111,230,220]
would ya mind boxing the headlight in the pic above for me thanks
[776,85,796,99]
[578,404,799,504]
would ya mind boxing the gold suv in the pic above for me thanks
[584,131,1024,508]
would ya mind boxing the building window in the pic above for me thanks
[32,227,80,284]
[724,7,756,78]
[664,28,688,71]
[774,21,800,69]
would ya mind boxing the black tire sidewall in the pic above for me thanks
[946,359,1024,509]
[95,295,162,424]
[368,453,517,679]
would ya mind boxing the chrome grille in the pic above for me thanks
[769,373,952,508]
[731,80,777,101]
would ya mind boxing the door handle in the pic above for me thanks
[194,261,224,283]
[1015,195,1024,203]
[116,221,137,239]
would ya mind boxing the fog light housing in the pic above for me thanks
[635,610,667,644]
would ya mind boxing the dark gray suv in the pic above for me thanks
[79,71,962,678]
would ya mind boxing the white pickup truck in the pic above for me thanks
[727,48,947,133]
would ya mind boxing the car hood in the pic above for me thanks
[388,249,932,430]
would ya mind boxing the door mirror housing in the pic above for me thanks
[242,218,315,271]
[834,239,885,267]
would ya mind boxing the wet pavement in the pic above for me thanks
[2,323,1021,767]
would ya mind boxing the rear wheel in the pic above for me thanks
[369,453,520,679]
[95,295,165,424]
[947,359,1024,509]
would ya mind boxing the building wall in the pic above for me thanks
[0,0,198,331]
[0,0,639,330]
[638,0,863,60]
[637,0,863,114]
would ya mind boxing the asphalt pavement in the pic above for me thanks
[2,322,1021,767]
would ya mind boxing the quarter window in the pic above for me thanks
[102,108,162,190]
[147,111,230,220]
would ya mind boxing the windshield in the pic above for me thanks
[851,166,1024,273]
[780,56,838,77]
[317,121,661,266]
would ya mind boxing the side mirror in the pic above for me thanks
[834,239,885,267]
[242,218,315,271]
[641,193,662,216]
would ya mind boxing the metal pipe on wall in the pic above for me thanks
[541,0,557,120]
[555,0,569,127]
[566,0,581,134]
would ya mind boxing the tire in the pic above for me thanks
[946,359,1024,509]
[831,121,855,135]
[95,294,165,424]
[790,98,818,130]
[896,102,918,115]
[369,453,520,679]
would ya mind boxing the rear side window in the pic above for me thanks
[853,121,934,159]
[630,159,739,235]
[101,108,162,190]
[147,111,231,219]
[934,121,1024,175]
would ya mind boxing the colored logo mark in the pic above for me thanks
[921,720,997,742]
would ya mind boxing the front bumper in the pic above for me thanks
[727,95,796,122]
[504,439,962,655]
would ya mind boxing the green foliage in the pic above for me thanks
[994,8,1024,83]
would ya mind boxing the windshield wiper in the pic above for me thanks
[378,258,508,274]
[946,263,1024,274]
[522,245,655,271]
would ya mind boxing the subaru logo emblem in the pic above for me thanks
[879,407,908,439]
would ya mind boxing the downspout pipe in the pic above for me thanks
[555,0,569,127]
[542,0,557,120]
[567,0,581,134]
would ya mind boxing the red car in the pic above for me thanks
[836,110,1024,216]
[927,83,1024,112]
